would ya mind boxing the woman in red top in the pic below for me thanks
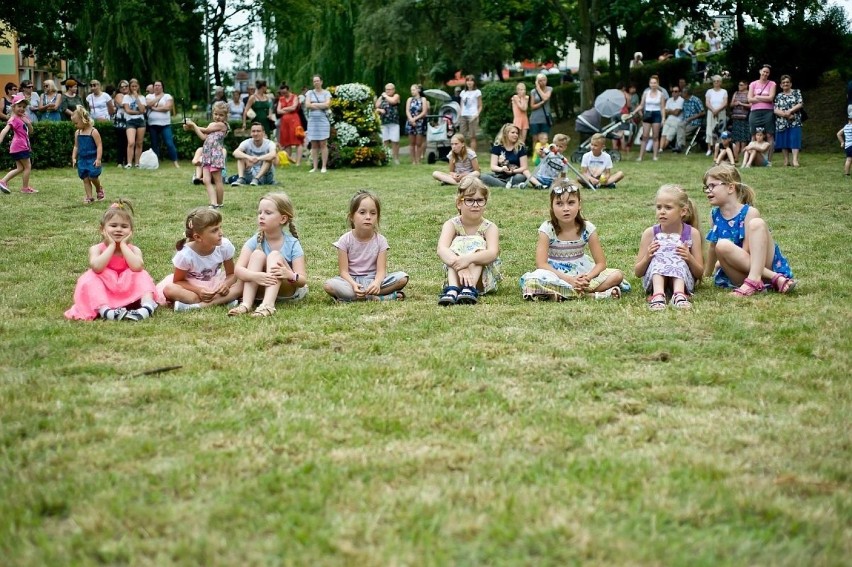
[276,83,303,166]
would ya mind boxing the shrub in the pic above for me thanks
[480,81,579,140]
[326,83,386,168]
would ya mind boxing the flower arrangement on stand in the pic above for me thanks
[327,83,388,168]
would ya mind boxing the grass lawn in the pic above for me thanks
[0,148,850,565]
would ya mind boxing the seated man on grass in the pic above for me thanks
[231,122,277,186]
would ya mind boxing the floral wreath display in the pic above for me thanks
[327,83,388,168]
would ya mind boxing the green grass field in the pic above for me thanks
[1,148,850,565]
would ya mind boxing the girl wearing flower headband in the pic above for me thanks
[65,199,163,321]
[520,179,624,301]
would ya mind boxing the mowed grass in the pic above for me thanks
[0,148,850,566]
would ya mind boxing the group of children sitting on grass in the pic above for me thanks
[432,130,625,192]
[63,159,796,320]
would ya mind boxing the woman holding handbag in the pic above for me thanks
[242,80,274,136]
[529,73,553,139]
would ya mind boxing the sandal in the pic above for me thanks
[670,292,692,309]
[83,197,95,205]
[456,286,479,305]
[648,293,667,311]
[227,302,252,316]
[770,273,797,294]
[96,187,105,201]
[252,304,277,317]
[732,278,765,297]
[593,287,621,300]
[438,286,460,306]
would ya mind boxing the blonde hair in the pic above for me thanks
[100,199,135,231]
[211,101,229,117]
[494,123,522,148]
[257,192,299,246]
[515,82,526,93]
[703,164,755,205]
[552,133,570,147]
[43,80,57,94]
[656,184,701,233]
[72,106,93,128]
[348,190,381,231]
[177,207,222,250]
[456,177,489,212]
[590,133,606,146]
[449,133,469,164]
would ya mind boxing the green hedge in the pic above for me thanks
[0,120,250,170]
[479,81,578,141]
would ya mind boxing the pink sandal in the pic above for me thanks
[732,278,765,297]
[770,273,796,294]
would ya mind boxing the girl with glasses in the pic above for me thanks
[437,178,502,305]
[520,180,624,301]
[703,164,795,296]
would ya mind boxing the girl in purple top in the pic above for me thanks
[323,191,409,301]
[0,93,37,194]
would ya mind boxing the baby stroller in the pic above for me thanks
[424,89,461,164]
[571,89,633,163]
[685,117,728,156]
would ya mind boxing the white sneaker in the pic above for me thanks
[505,178,513,188]
[174,301,201,312]
[706,149,712,156]
[249,178,259,186]
[320,168,327,173]
[124,164,132,169]
[309,168,317,173]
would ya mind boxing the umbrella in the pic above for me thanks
[424,89,452,102]
[594,89,627,118]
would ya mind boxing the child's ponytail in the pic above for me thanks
[178,207,222,250]
[703,164,755,206]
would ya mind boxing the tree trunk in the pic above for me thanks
[577,0,599,110]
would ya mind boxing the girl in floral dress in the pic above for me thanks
[184,101,230,208]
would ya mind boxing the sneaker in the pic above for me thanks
[706,149,712,156]
[174,301,201,312]
[0,180,9,194]
[21,187,38,194]
[320,168,327,173]
[505,178,513,188]
[309,168,317,173]
[124,163,132,169]
[517,182,527,189]
[231,177,246,186]
[249,178,259,186]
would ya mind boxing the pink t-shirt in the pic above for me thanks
[333,231,389,277]
[749,80,776,111]
[8,116,31,153]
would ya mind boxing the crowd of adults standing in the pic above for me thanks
[624,63,805,167]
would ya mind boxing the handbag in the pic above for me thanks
[544,109,553,127]
[799,107,808,122]
[246,108,256,120]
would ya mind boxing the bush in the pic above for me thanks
[326,83,386,168]
[480,80,578,140]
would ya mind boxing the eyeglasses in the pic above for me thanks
[552,184,579,196]
[703,181,726,193]
[463,198,487,207]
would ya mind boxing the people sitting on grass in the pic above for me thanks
[432,133,480,186]
[740,128,770,168]
[323,190,409,302]
[231,122,277,186]
[634,184,704,311]
[157,207,243,311]
[526,133,570,189]
[519,180,624,301]
[703,164,796,297]
[437,178,502,306]
[481,123,529,188]
[229,193,308,317]
[713,131,736,166]
[579,133,625,190]
[65,200,163,321]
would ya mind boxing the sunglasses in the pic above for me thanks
[552,184,579,196]
[90,83,98,87]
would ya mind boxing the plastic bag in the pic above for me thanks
[277,151,290,167]
[139,149,159,170]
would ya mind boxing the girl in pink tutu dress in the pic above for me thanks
[65,199,163,321]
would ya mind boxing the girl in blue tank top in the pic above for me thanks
[703,164,795,296]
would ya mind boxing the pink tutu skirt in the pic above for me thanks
[65,267,164,320]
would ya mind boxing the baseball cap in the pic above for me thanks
[11,93,27,105]
[720,131,730,140]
